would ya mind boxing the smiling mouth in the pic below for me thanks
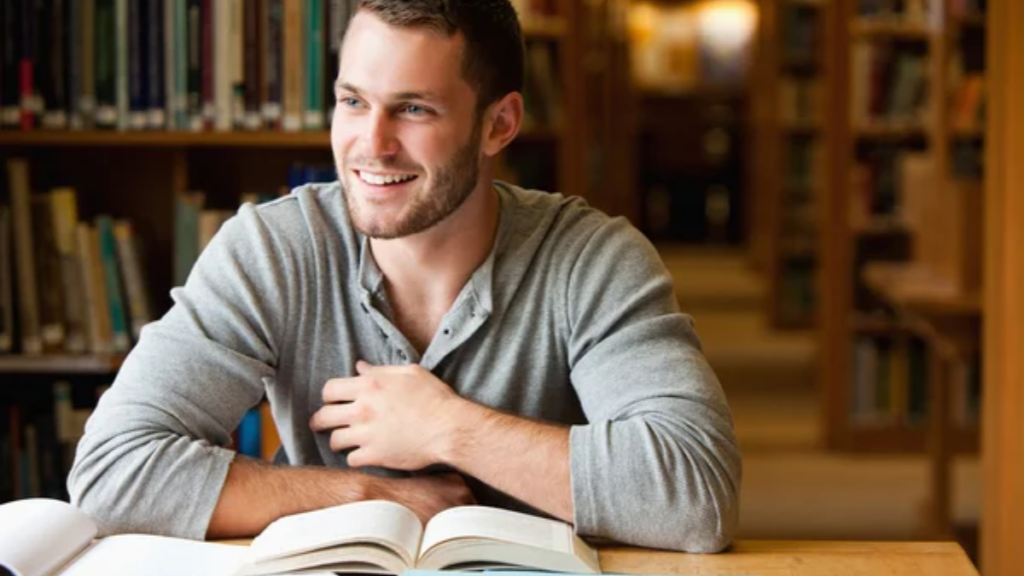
[356,170,419,186]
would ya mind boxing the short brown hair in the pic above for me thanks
[355,0,524,112]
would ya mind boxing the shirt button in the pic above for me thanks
[398,350,407,360]
[443,328,451,336]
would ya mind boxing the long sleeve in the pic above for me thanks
[565,219,741,553]
[67,202,301,539]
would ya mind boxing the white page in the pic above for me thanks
[0,499,97,576]
[420,506,572,557]
[245,500,422,567]
[59,535,247,576]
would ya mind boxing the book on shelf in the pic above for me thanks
[850,41,932,128]
[0,0,564,136]
[0,498,601,576]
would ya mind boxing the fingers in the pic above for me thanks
[309,402,370,432]
[329,426,362,453]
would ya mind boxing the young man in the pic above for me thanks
[68,0,741,553]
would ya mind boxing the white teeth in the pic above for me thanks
[358,171,416,185]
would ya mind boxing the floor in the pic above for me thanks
[658,246,980,543]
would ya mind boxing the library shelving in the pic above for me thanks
[0,0,624,504]
[755,0,829,330]
[820,0,985,455]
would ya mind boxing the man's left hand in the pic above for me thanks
[309,360,468,470]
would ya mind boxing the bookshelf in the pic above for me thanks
[0,0,610,504]
[821,0,985,456]
[757,0,828,330]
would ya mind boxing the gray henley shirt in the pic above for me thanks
[67,181,741,553]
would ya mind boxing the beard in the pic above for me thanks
[342,117,483,240]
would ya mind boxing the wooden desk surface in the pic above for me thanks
[599,541,978,576]
[221,540,978,576]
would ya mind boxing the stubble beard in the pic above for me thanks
[342,119,483,240]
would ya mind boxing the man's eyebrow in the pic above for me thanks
[334,82,439,101]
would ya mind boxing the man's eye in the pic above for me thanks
[339,96,362,108]
[403,104,429,116]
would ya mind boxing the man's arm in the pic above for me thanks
[207,456,474,538]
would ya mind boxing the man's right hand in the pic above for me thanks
[372,472,476,525]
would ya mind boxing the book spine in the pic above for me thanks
[186,0,201,130]
[304,0,322,130]
[49,188,86,354]
[164,0,176,129]
[44,0,69,129]
[115,0,129,130]
[146,0,165,128]
[75,222,109,354]
[113,220,152,342]
[200,0,213,129]
[30,194,66,352]
[230,0,245,129]
[243,0,262,129]
[213,0,231,130]
[0,2,20,128]
[0,207,13,353]
[80,0,96,129]
[5,159,42,354]
[281,0,302,132]
[127,0,147,129]
[95,216,130,352]
[19,0,37,131]
[67,0,83,129]
[175,0,189,129]
[31,0,50,130]
[262,0,282,128]
[94,0,117,129]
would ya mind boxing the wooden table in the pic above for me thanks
[600,541,978,576]
[861,263,982,539]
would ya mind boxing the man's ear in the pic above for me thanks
[481,92,524,157]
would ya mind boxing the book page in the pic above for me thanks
[420,506,573,558]
[244,500,423,568]
[0,499,96,576]
[60,536,247,576]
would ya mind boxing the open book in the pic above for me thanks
[0,498,601,576]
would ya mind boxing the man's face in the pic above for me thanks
[332,11,484,239]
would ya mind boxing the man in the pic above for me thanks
[68,0,741,553]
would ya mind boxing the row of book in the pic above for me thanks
[0,0,564,134]
[856,0,941,26]
[0,381,104,503]
[849,145,923,226]
[850,42,931,128]
[2,159,155,356]
[0,380,281,503]
[849,334,981,427]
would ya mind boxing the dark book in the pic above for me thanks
[94,0,117,128]
[128,0,146,129]
[0,1,21,128]
[186,0,202,129]
[263,0,282,128]
[243,0,262,129]
[66,0,83,128]
[146,0,165,128]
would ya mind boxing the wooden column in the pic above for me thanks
[981,0,1024,573]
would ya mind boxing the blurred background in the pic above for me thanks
[0,0,996,570]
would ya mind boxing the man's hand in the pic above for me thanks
[309,360,467,470]
[372,472,477,524]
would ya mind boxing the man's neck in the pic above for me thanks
[368,181,501,352]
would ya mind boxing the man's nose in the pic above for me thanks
[363,111,399,158]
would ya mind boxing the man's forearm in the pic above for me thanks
[206,455,371,538]
[440,401,573,523]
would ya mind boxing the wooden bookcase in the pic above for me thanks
[0,0,631,504]
[756,0,829,330]
[820,0,986,456]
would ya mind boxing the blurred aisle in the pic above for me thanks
[658,246,979,543]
